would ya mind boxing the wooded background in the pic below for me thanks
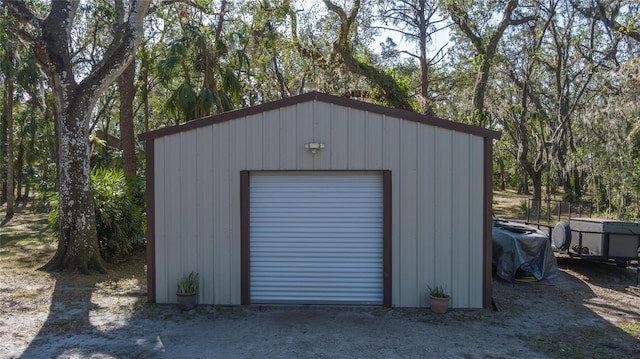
[1,0,638,270]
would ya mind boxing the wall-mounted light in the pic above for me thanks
[304,142,325,154]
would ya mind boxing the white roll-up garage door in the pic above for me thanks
[249,172,383,305]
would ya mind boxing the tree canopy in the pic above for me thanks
[1,0,639,270]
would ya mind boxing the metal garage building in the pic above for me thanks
[139,92,500,309]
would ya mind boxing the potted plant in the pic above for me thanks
[427,284,450,314]
[176,271,199,311]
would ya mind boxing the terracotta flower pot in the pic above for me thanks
[429,295,450,314]
[177,292,197,311]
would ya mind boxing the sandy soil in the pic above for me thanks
[1,206,639,358]
[1,264,638,359]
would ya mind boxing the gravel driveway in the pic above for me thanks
[2,256,639,359]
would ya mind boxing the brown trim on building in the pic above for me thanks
[138,92,501,142]
[145,140,156,303]
[240,171,250,305]
[382,170,392,308]
[483,138,494,309]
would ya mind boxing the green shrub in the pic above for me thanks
[519,199,528,216]
[49,168,145,262]
[427,284,449,299]
[177,271,199,294]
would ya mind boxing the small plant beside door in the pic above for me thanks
[427,284,450,314]
[177,271,199,311]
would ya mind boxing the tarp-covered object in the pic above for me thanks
[492,219,558,282]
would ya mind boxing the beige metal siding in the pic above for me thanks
[195,126,214,303]
[154,100,486,308]
[417,125,436,307]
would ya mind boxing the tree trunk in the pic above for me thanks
[24,115,37,199]
[418,0,435,116]
[471,59,491,126]
[141,49,150,132]
[41,89,105,273]
[2,0,150,272]
[15,140,24,200]
[520,166,530,195]
[573,168,581,198]
[5,74,14,217]
[448,0,526,127]
[531,170,543,200]
[119,59,137,176]
[1,83,6,204]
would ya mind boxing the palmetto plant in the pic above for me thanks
[49,168,145,262]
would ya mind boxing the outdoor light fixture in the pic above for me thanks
[304,142,325,154]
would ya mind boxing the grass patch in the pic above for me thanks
[1,204,147,317]
[493,189,531,219]
[529,326,633,359]
[620,321,640,337]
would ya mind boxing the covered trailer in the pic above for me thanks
[553,219,640,266]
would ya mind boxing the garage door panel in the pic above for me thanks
[250,172,383,305]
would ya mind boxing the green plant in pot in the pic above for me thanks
[176,271,199,311]
[427,284,450,314]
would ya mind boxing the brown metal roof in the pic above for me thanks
[138,91,501,141]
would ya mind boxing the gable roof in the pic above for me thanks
[138,91,501,141]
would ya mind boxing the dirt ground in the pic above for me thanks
[1,203,640,358]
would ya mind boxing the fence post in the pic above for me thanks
[546,198,551,224]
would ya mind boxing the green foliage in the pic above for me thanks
[562,190,577,203]
[48,168,145,262]
[177,271,199,294]
[427,284,449,299]
[469,109,489,127]
[519,200,528,217]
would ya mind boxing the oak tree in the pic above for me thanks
[3,0,150,273]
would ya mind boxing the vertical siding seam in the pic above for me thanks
[432,129,437,291]
[242,117,246,168]
[260,112,265,168]
[450,130,455,305]
[397,119,402,306]
[295,105,299,169]
[467,134,478,308]
[211,127,217,303]
[228,123,233,304]
[348,107,351,169]
[396,117,402,306]
[312,99,316,170]
[329,103,333,169]
[415,122,420,306]
[363,111,367,168]
[213,126,218,303]
[431,129,436,295]
[195,131,200,303]
[179,134,184,285]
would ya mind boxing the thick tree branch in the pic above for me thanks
[80,0,151,97]
[7,25,37,44]
[1,0,44,29]
[448,3,483,48]
[149,0,215,15]
[286,2,328,67]
[570,0,640,42]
